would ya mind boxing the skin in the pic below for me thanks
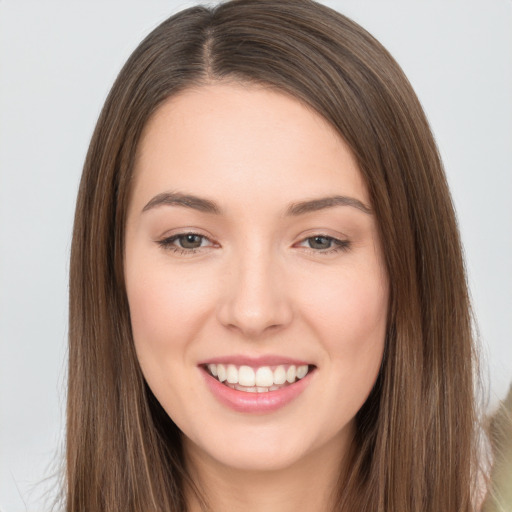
[124,82,389,512]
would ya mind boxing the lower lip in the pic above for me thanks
[201,367,314,413]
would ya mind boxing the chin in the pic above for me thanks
[183,420,347,474]
[195,441,307,473]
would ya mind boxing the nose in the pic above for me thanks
[216,246,294,338]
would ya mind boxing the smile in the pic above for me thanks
[205,363,312,392]
[200,359,316,413]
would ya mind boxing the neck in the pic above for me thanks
[183,430,352,512]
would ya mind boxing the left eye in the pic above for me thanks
[305,236,334,250]
[174,234,207,249]
[297,235,350,252]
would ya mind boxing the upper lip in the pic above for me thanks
[198,355,314,367]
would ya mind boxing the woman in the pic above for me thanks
[67,1,484,510]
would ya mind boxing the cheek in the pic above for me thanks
[125,256,214,368]
[298,261,388,372]
[124,258,218,422]
[312,270,387,423]
[304,263,387,330]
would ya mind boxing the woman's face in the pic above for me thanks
[124,83,388,473]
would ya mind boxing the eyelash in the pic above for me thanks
[297,235,351,255]
[157,233,351,256]
[157,232,213,255]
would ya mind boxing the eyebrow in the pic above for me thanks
[142,192,221,214]
[286,195,372,215]
[142,191,372,216]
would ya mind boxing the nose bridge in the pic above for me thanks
[217,241,293,337]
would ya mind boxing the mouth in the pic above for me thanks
[203,363,315,393]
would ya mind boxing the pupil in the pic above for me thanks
[310,236,331,249]
[181,234,202,248]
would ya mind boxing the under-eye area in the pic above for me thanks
[203,363,317,393]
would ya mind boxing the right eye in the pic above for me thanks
[157,232,216,254]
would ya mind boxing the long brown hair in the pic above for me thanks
[68,1,481,510]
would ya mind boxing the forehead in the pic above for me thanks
[130,82,369,215]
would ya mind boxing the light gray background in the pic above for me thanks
[1,1,511,510]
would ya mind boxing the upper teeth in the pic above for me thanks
[207,363,310,387]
